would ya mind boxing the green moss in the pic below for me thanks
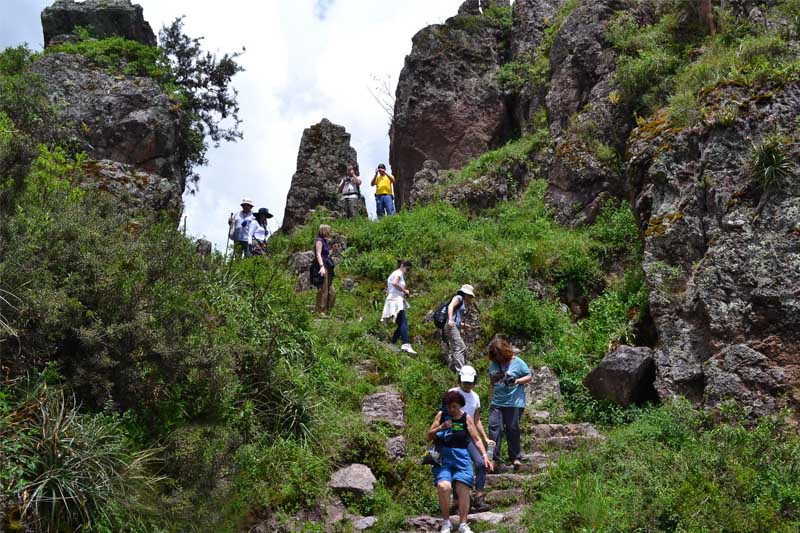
[46,36,171,82]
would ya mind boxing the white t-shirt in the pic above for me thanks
[232,210,255,242]
[249,221,269,243]
[449,387,481,419]
[386,269,406,298]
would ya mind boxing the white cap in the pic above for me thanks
[459,365,477,383]
[240,197,254,207]
[459,284,475,297]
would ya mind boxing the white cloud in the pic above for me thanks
[2,0,464,250]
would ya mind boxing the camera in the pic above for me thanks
[502,374,517,387]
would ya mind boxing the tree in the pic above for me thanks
[699,0,715,35]
[159,18,245,190]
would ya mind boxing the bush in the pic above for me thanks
[750,131,794,191]
[491,281,568,343]
[523,401,800,532]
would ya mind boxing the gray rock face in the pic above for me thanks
[389,12,511,207]
[31,53,182,184]
[385,435,406,461]
[80,160,182,218]
[584,346,656,406]
[290,251,315,292]
[328,464,377,496]
[628,81,800,415]
[282,119,364,232]
[544,0,634,223]
[526,366,565,415]
[362,386,405,430]
[42,0,156,48]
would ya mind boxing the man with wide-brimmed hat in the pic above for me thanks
[249,207,274,256]
[228,197,256,259]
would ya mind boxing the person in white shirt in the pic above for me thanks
[449,365,494,513]
[381,260,416,354]
[248,207,273,256]
[228,198,255,260]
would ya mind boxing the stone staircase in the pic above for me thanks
[403,369,604,532]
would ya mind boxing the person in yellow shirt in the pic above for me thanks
[371,163,396,217]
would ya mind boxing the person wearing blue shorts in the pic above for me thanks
[427,390,493,533]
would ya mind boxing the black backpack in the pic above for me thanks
[433,295,462,329]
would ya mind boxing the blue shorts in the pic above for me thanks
[432,446,473,488]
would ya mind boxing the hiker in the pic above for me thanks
[249,207,273,256]
[337,163,362,218]
[449,365,494,513]
[314,224,336,315]
[441,285,475,372]
[381,260,417,354]
[487,338,532,470]
[427,390,492,533]
[228,198,255,259]
[370,163,396,217]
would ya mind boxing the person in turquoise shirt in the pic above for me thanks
[487,337,532,469]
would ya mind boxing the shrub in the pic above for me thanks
[491,281,568,343]
[749,131,794,191]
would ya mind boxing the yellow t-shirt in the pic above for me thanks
[375,174,394,196]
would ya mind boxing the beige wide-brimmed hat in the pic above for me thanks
[240,197,254,208]
[459,284,475,297]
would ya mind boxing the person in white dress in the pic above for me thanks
[381,260,416,354]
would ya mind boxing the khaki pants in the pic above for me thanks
[316,273,335,314]
[444,323,467,372]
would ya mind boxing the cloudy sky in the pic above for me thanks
[1,0,463,249]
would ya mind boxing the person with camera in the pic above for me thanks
[427,390,493,533]
[449,365,494,513]
[370,163,396,218]
[443,284,475,372]
[228,198,256,260]
[248,207,273,256]
[337,163,362,218]
[486,337,532,470]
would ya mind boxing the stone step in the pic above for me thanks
[485,488,526,506]
[491,452,555,473]
[523,422,602,439]
[484,472,534,489]
[526,435,602,452]
[403,510,505,532]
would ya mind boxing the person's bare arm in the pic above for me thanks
[473,406,490,445]
[515,372,533,386]
[427,411,449,441]
[354,174,362,186]
[370,172,378,186]
[337,178,345,193]
[467,416,493,471]
[446,297,460,327]
[315,240,326,276]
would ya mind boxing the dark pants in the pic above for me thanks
[391,309,409,344]
[375,194,396,217]
[467,441,487,492]
[233,240,251,259]
[488,406,524,463]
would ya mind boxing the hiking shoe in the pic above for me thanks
[470,494,492,513]
[401,343,417,354]
[439,519,452,533]
[513,458,523,470]
[458,523,474,533]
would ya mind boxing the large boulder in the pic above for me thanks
[584,346,657,406]
[328,464,377,497]
[80,159,182,218]
[281,119,364,232]
[361,385,405,431]
[41,0,157,48]
[31,53,183,186]
[628,81,800,416]
[389,10,512,207]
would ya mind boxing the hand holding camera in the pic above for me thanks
[502,374,518,387]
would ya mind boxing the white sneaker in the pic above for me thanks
[401,343,417,354]
[458,523,474,533]
[440,519,452,533]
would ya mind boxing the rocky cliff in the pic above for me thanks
[393,0,800,416]
[282,118,364,232]
[30,0,185,217]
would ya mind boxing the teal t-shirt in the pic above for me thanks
[489,356,531,408]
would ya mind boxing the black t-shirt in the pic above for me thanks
[442,412,469,449]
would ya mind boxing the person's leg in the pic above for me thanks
[437,480,452,521]
[386,195,396,215]
[327,276,336,312]
[508,407,524,462]
[242,241,252,258]
[391,310,403,344]
[454,481,471,525]
[316,275,329,314]
[444,325,466,371]
[467,441,486,496]
[487,405,504,463]
[398,309,409,344]
[375,195,386,218]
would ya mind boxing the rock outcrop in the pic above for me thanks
[628,81,800,415]
[282,119,364,232]
[32,53,182,184]
[328,464,377,497]
[42,0,157,48]
[389,10,512,207]
[584,346,657,406]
